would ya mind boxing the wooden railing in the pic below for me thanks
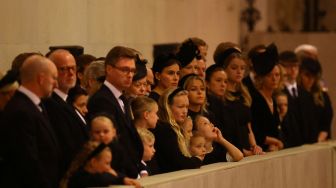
[132,142,336,188]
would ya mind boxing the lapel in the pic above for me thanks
[17,92,59,146]
[101,85,135,134]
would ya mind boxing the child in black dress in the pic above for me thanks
[60,141,140,188]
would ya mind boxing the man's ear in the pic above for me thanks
[106,64,113,75]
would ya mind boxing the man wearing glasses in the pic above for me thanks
[88,46,144,179]
[44,49,89,177]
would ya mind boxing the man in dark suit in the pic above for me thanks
[0,55,60,188]
[88,46,143,178]
[279,51,318,144]
[44,49,89,177]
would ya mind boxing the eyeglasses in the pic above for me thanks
[58,65,76,73]
[112,65,137,75]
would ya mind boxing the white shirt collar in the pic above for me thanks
[104,80,122,99]
[18,85,41,108]
[285,82,297,90]
[54,88,68,101]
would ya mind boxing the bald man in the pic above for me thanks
[43,49,88,177]
[0,55,60,188]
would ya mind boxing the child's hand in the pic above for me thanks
[251,145,265,155]
[214,127,224,142]
[123,177,141,188]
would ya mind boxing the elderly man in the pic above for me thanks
[44,49,88,177]
[0,55,60,188]
[88,46,143,178]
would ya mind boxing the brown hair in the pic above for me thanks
[105,46,137,66]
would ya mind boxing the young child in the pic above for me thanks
[89,114,133,179]
[181,117,193,145]
[193,115,244,164]
[137,128,156,177]
[60,141,140,188]
[275,92,302,148]
[189,134,206,160]
[131,96,159,129]
[90,115,117,145]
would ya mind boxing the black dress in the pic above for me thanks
[203,142,228,165]
[152,121,202,173]
[250,91,280,151]
[68,167,124,188]
[148,91,160,102]
[225,91,251,151]
[206,93,240,149]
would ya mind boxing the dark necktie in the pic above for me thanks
[119,94,132,126]
[38,102,49,119]
[291,87,297,98]
[119,94,127,113]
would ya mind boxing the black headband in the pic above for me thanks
[86,143,107,162]
[168,87,185,104]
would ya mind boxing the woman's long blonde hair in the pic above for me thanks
[158,88,191,157]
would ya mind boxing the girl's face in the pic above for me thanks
[262,65,281,90]
[170,95,189,124]
[73,94,89,116]
[181,119,193,141]
[276,95,288,117]
[91,119,116,144]
[156,64,180,89]
[144,104,159,129]
[196,116,217,140]
[207,70,228,97]
[225,57,246,83]
[189,136,206,157]
[300,71,316,91]
[91,149,112,173]
[180,59,199,78]
[127,77,147,97]
[186,79,206,106]
[142,140,155,161]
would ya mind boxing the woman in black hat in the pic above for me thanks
[176,39,203,79]
[298,58,333,142]
[125,55,148,98]
[250,43,284,152]
[0,70,19,114]
[149,54,181,102]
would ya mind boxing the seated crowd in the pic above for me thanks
[0,38,333,188]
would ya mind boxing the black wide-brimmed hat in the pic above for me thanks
[0,70,19,91]
[251,43,279,76]
[133,55,148,81]
[176,39,202,68]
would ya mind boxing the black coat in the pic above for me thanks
[250,91,280,151]
[87,84,143,178]
[0,91,60,188]
[43,92,89,176]
[152,121,202,173]
[283,86,318,144]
